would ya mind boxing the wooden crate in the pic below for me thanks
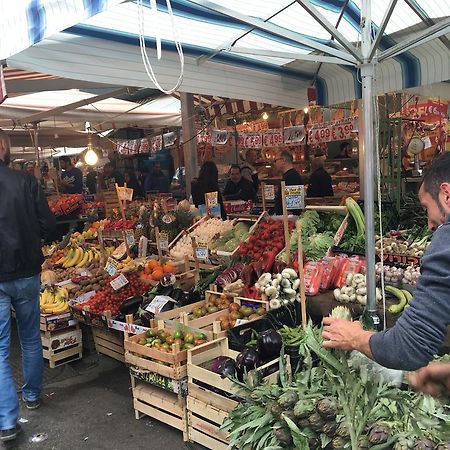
[186,337,282,449]
[92,327,125,363]
[124,320,212,380]
[41,326,82,368]
[40,312,77,332]
[131,374,188,440]
[156,291,269,339]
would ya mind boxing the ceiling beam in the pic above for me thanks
[368,0,398,61]
[295,0,362,62]
[17,87,131,125]
[228,47,356,65]
[378,17,450,61]
[403,0,450,52]
[186,0,357,63]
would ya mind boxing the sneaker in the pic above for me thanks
[23,397,40,410]
[0,424,22,442]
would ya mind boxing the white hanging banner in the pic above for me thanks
[211,129,228,145]
[262,129,283,148]
[163,131,178,147]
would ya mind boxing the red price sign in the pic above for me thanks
[262,129,283,147]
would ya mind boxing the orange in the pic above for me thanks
[163,264,176,274]
[147,259,159,270]
[151,269,164,281]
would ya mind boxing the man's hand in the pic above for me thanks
[409,363,450,397]
[322,317,375,358]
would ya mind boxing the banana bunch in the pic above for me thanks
[116,255,135,271]
[54,246,103,269]
[40,287,70,314]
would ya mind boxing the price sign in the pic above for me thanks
[205,191,218,208]
[75,290,96,304]
[262,129,283,148]
[196,242,209,260]
[235,319,249,326]
[138,236,148,258]
[145,295,173,314]
[264,184,275,201]
[285,185,305,210]
[159,232,169,251]
[105,257,120,276]
[125,229,135,247]
[110,273,129,291]
[116,186,134,201]
[283,125,306,145]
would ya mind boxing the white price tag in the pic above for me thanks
[75,290,96,304]
[125,229,135,247]
[138,236,148,259]
[235,319,249,326]
[110,273,129,291]
[145,295,173,314]
[117,186,134,201]
[55,279,72,287]
[285,185,305,210]
[196,242,209,260]
[159,232,169,251]
[105,257,120,276]
[264,184,275,201]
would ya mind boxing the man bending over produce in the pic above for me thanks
[322,152,450,371]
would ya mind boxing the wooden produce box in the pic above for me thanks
[41,325,82,368]
[156,290,269,339]
[124,320,212,380]
[92,327,125,363]
[131,372,188,439]
[186,338,282,450]
[40,312,77,332]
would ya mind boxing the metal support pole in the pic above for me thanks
[360,0,378,326]
[180,92,198,199]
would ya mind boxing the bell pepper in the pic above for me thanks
[262,249,277,273]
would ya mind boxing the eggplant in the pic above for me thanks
[156,285,174,297]
[211,356,236,379]
[171,288,184,304]
[179,290,201,306]
[235,348,260,381]
[134,307,153,328]
[119,295,144,315]
[257,329,282,360]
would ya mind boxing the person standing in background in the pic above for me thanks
[274,151,304,215]
[59,156,83,194]
[99,162,124,189]
[241,149,259,190]
[144,162,170,194]
[124,169,144,199]
[307,155,334,197]
[223,165,257,202]
[85,167,97,195]
[0,129,56,442]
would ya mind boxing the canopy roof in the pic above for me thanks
[3,0,450,107]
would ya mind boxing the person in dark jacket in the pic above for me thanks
[241,149,259,190]
[307,156,333,198]
[124,169,144,199]
[85,167,97,195]
[191,161,226,219]
[144,162,170,193]
[59,156,83,194]
[274,150,304,215]
[0,129,56,442]
[322,152,450,372]
[223,165,257,202]
[100,162,124,189]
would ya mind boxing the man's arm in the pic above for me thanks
[30,176,56,240]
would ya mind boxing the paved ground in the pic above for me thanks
[4,325,203,450]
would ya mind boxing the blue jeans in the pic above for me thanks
[0,275,42,430]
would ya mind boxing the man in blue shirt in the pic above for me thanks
[144,162,170,194]
[59,156,83,194]
[322,152,450,372]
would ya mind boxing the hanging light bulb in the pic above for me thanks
[262,112,269,120]
[303,107,309,114]
[84,134,99,166]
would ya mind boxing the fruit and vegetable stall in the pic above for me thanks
[28,190,449,450]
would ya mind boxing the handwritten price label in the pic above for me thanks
[125,229,135,247]
[283,125,306,145]
[116,186,134,201]
[308,118,355,145]
[196,242,209,260]
[110,273,129,291]
[105,257,120,276]
[285,185,305,210]
[262,129,283,148]
[264,184,275,201]
[159,232,169,250]
[145,295,172,314]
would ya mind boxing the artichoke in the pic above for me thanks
[336,423,350,438]
[317,397,338,420]
[322,421,338,437]
[278,390,299,409]
[413,438,436,450]
[358,435,371,449]
[330,306,352,321]
[309,437,320,450]
[394,437,415,450]
[281,410,296,423]
[296,418,311,429]
[308,412,325,432]
[436,443,450,450]
[275,427,293,447]
[266,400,283,418]
[294,399,316,419]
[368,424,391,444]
[331,436,349,450]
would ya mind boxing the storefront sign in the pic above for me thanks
[285,185,305,210]
[211,129,229,145]
[263,129,283,147]
[283,125,306,145]
[308,118,356,145]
